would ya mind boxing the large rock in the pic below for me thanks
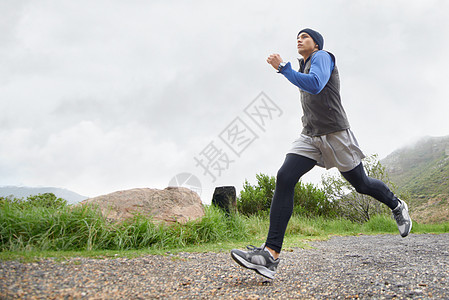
[78,187,204,224]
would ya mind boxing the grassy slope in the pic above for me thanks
[381,135,449,223]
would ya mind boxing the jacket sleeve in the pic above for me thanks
[279,51,334,95]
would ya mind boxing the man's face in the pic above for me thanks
[297,32,318,57]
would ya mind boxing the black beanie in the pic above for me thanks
[298,28,324,50]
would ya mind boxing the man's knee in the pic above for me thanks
[276,167,297,188]
[276,167,289,184]
[351,180,370,195]
[354,184,367,195]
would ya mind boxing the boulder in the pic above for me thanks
[78,187,204,224]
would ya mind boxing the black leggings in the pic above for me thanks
[265,153,398,253]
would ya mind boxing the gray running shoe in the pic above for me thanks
[392,199,412,237]
[231,244,279,279]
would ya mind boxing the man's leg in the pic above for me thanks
[230,154,316,279]
[340,163,412,237]
[340,162,397,209]
[265,154,316,254]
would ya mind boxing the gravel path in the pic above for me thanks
[1,234,448,299]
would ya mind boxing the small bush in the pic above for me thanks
[237,173,338,218]
[1,193,67,210]
[237,174,275,216]
[293,182,339,218]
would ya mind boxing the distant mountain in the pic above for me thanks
[381,135,449,223]
[0,186,88,204]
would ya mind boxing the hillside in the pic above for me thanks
[381,135,449,223]
[0,186,88,205]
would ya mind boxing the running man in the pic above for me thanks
[231,28,412,280]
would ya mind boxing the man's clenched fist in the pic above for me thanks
[267,54,283,70]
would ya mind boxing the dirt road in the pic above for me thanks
[1,234,448,299]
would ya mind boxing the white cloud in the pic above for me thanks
[1,0,448,200]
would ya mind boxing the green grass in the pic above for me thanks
[1,198,449,262]
[1,201,249,252]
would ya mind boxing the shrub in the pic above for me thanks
[237,173,338,218]
[293,182,339,218]
[237,174,275,216]
[0,193,67,210]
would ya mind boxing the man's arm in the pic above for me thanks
[267,51,334,95]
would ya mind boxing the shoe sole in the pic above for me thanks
[231,251,275,279]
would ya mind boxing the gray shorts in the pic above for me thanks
[288,129,366,172]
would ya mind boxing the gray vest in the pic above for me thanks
[299,51,350,136]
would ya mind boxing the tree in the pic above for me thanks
[321,154,396,223]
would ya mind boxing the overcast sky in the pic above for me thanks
[1,0,448,203]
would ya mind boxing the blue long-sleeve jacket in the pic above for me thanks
[279,50,334,94]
